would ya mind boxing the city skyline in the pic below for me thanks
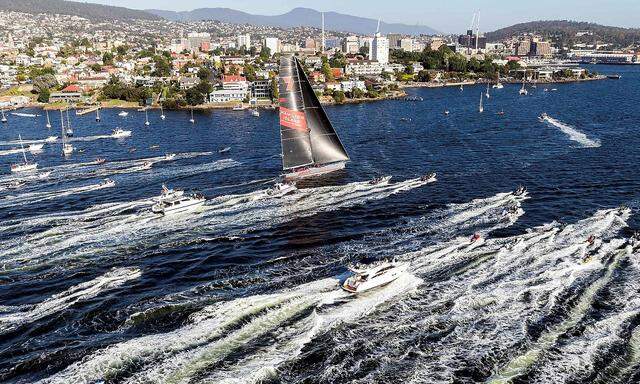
[89,0,640,33]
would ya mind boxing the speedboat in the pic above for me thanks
[420,172,437,182]
[154,184,185,202]
[164,153,176,161]
[369,176,385,185]
[141,161,153,169]
[538,113,548,122]
[502,205,523,221]
[111,128,132,138]
[118,111,129,117]
[266,182,297,197]
[63,143,74,156]
[99,178,116,188]
[45,136,58,142]
[10,162,38,173]
[233,104,244,111]
[28,143,44,151]
[514,185,527,197]
[218,147,231,154]
[444,110,450,115]
[151,193,206,215]
[88,157,106,165]
[342,261,409,293]
[493,83,504,89]
[251,109,260,117]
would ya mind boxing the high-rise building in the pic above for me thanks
[532,40,551,57]
[400,38,414,52]
[516,39,532,56]
[236,34,251,49]
[370,32,389,64]
[387,33,402,49]
[305,38,317,50]
[342,36,359,54]
[264,37,280,55]
[187,32,211,51]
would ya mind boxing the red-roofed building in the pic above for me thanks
[61,84,81,93]
[223,75,247,83]
[331,68,344,79]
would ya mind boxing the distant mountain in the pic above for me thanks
[146,7,439,35]
[0,0,160,21]
[487,20,640,47]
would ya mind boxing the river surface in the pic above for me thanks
[1,65,640,384]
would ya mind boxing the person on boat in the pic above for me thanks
[369,177,384,185]
[421,172,436,182]
[514,185,527,196]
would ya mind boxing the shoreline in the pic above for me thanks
[401,75,608,88]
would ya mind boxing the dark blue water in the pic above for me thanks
[1,65,640,384]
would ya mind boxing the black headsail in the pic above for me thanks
[278,56,349,170]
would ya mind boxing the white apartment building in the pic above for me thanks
[264,37,280,55]
[342,36,359,54]
[236,34,251,49]
[370,33,389,64]
[345,61,383,76]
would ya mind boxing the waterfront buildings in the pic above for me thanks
[370,32,389,64]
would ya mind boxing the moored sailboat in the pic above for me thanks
[278,55,350,181]
[479,93,484,113]
[45,110,51,128]
[10,134,38,173]
[144,109,150,126]
[1,109,6,123]
[60,109,74,156]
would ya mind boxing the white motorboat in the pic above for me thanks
[493,82,504,89]
[233,104,244,111]
[10,134,38,173]
[141,161,153,169]
[420,172,437,182]
[45,136,58,142]
[88,157,106,165]
[118,111,129,117]
[266,182,297,197]
[342,261,409,293]
[538,113,548,122]
[111,128,132,138]
[513,185,528,197]
[98,178,116,188]
[444,110,450,115]
[28,143,45,152]
[251,109,260,117]
[151,193,206,215]
[153,184,185,202]
[218,147,231,154]
[164,153,176,161]
[63,143,74,156]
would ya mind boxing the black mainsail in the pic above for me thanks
[278,56,349,172]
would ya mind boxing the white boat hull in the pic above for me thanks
[11,163,38,173]
[342,263,408,293]
[152,198,205,215]
[283,161,346,181]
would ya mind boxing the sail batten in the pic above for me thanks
[278,56,349,171]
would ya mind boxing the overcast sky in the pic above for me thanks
[91,0,640,33]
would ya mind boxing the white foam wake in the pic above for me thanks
[543,116,601,148]
[0,267,141,334]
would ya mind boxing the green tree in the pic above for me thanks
[416,70,431,82]
[103,52,114,66]
[116,45,128,56]
[333,90,346,103]
[259,46,271,61]
[37,88,50,103]
[321,60,334,82]
[197,66,212,81]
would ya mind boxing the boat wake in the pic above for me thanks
[542,115,601,148]
[0,267,140,335]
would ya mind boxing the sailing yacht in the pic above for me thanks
[278,56,350,181]
[479,93,484,113]
[144,109,150,126]
[160,104,166,120]
[1,109,7,123]
[96,108,100,122]
[65,109,74,137]
[189,108,195,124]
[485,83,490,99]
[10,134,38,173]
[60,109,74,156]
[492,79,504,89]
[45,110,51,128]
[519,79,528,95]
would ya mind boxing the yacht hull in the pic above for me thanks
[283,161,346,181]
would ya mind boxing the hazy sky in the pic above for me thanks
[92,0,640,33]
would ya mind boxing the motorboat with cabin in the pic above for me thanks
[278,56,350,181]
[151,191,206,215]
[98,178,116,188]
[266,182,297,197]
[154,184,185,202]
[342,260,409,294]
[111,128,132,138]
